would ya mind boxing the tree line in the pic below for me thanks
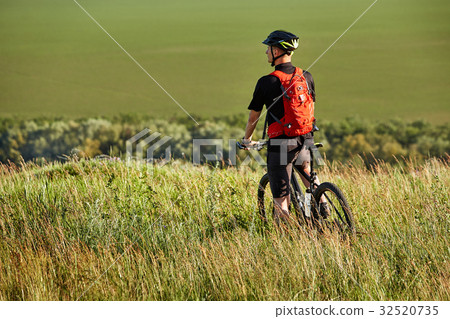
[0,113,448,166]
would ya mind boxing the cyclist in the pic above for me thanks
[241,30,329,222]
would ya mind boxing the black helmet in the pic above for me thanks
[262,30,299,52]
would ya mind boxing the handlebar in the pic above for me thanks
[236,140,268,151]
[237,141,321,151]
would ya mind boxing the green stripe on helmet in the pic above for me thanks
[279,39,299,50]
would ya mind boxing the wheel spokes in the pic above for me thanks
[323,191,346,225]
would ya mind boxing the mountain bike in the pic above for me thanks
[237,139,355,234]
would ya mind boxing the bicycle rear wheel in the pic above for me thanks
[312,182,355,234]
[257,174,274,223]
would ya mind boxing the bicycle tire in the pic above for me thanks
[257,173,272,222]
[312,182,355,234]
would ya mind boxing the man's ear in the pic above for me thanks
[272,47,280,56]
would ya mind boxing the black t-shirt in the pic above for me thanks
[248,62,315,134]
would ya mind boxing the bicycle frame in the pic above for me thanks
[292,144,323,193]
[289,143,323,217]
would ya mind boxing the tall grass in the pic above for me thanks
[0,157,448,300]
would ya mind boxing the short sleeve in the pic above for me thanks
[248,75,279,111]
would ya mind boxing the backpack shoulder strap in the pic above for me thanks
[300,68,314,96]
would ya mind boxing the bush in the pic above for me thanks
[0,114,448,166]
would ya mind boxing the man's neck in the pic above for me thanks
[274,56,292,66]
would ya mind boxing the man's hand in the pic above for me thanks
[240,138,258,150]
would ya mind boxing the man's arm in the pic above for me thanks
[243,110,261,142]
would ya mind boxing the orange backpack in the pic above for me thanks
[266,67,315,138]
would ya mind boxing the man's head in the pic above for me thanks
[262,30,299,66]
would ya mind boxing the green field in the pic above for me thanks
[1,158,448,300]
[1,0,449,123]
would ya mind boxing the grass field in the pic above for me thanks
[1,0,449,123]
[0,158,448,300]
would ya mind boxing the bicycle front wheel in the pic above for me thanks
[313,182,355,234]
[257,173,273,223]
